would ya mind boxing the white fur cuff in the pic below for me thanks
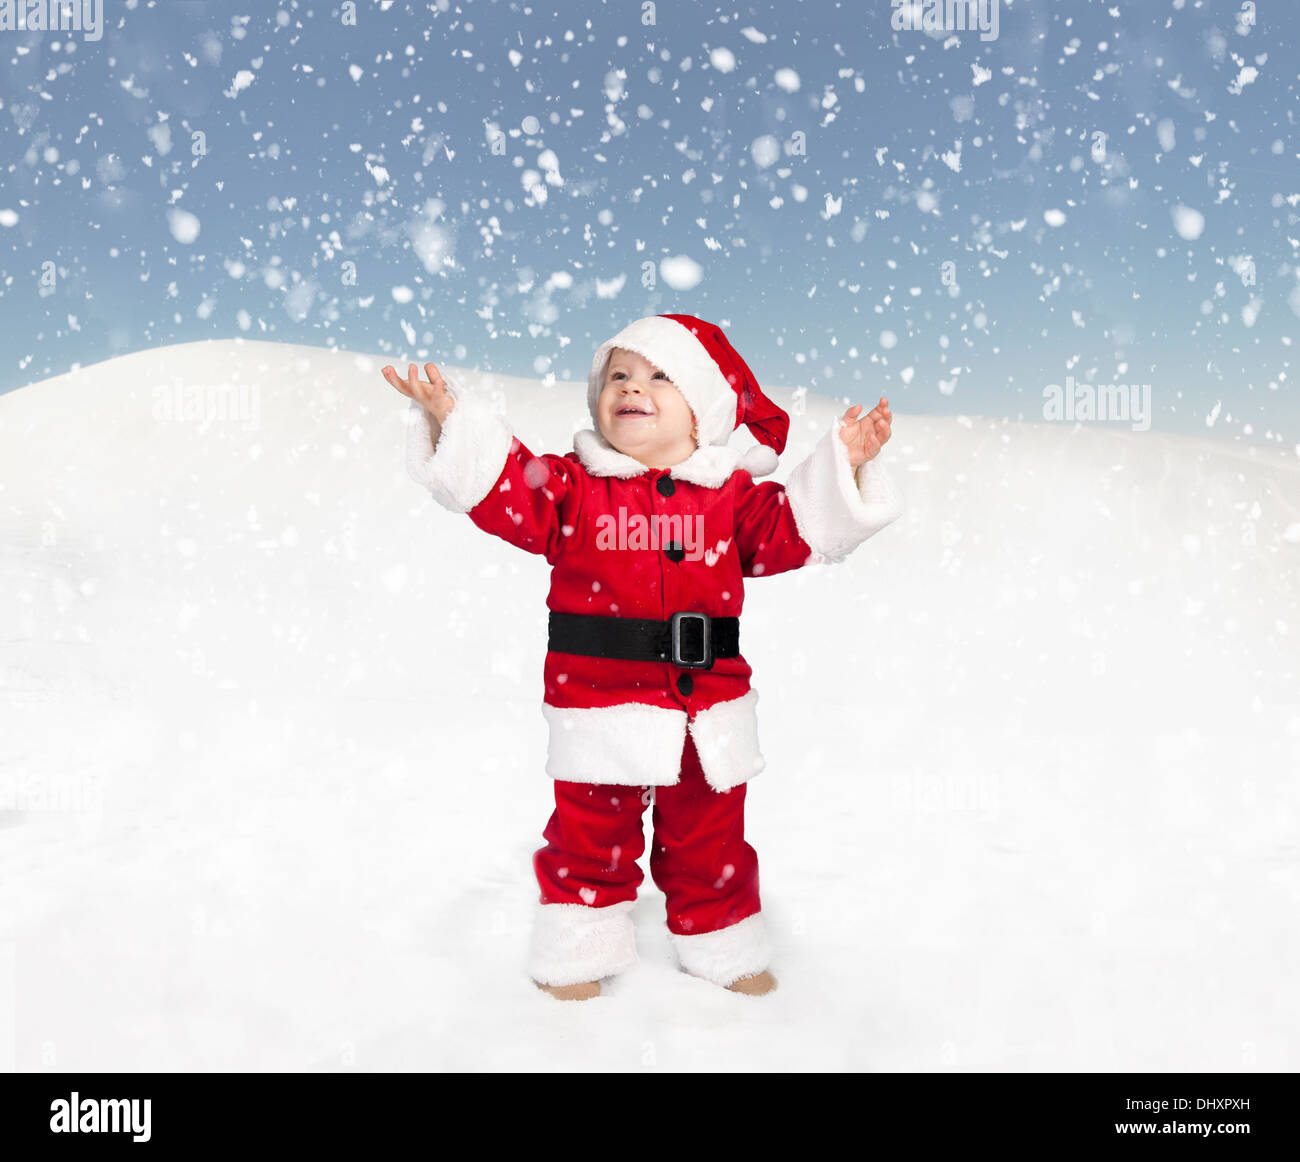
[541,694,766,790]
[688,689,765,792]
[542,701,688,786]
[668,911,771,987]
[528,900,638,986]
[783,420,904,562]
[404,380,514,514]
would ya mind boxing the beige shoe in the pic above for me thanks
[724,970,778,996]
[535,979,601,1001]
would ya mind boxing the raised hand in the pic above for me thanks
[838,396,892,469]
[382,362,456,433]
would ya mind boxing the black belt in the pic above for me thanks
[548,611,738,671]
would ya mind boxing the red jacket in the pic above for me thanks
[405,375,903,792]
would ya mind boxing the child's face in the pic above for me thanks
[596,347,698,468]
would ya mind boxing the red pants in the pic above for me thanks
[533,733,761,937]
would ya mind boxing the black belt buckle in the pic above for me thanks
[669,611,713,670]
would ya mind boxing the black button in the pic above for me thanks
[664,542,685,563]
[676,673,693,697]
[656,475,676,496]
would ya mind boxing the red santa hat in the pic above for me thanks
[587,314,790,476]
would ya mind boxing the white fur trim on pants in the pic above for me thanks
[404,378,514,513]
[668,911,771,987]
[542,701,687,786]
[784,420,904,563]
[687,689,765,792]
[542,692,765,790]
[528,900,637,986]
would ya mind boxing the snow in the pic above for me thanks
[750,135,781,169]
[225,70,255,98]
[147,124,173,157]
[0,209,17,227]
[1043,209,1067,227]
[166,209,201,245]
[1228,66,1258,95]
[658,255,703,291]
[709,47,736,74]
[1172,205,1206,241]
[1,340,1296,1070]
[408,202,452,274]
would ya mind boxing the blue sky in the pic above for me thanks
[0,0,1296,443]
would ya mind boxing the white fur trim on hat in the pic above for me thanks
[687,689,765,792]
[783,419,904,563]
[588,316,738,448]
[404,380,514,514]
[668,911,771,987]
[542,700,688,785]
[740,444,779,477]
[528,899,637,987]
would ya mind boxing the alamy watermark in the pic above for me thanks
[50,1093,151,1142]
[891,0,1000,42]
[0,772,104,814]
[1043,376,1152,432]
[152,383,261,432]
[889,771,1000,818]
[0,0,104,41]
[595,507,710,563]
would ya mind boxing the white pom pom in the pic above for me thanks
[740,444,779,477]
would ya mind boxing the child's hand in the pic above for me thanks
[838,396,892,469]
[382,361,456,433]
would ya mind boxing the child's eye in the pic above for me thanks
[653,371,667,380]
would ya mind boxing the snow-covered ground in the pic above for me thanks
[1,338,1296,1071]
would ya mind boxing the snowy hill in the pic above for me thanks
[0,338,1296,1071]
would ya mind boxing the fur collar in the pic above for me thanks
[572,428,759,489]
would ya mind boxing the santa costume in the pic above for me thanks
[404,314,903,989]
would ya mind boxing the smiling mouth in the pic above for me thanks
[615,406,653,417]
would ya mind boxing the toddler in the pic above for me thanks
[383,314,902,999]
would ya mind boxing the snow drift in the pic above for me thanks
[0,338,1296,1071]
